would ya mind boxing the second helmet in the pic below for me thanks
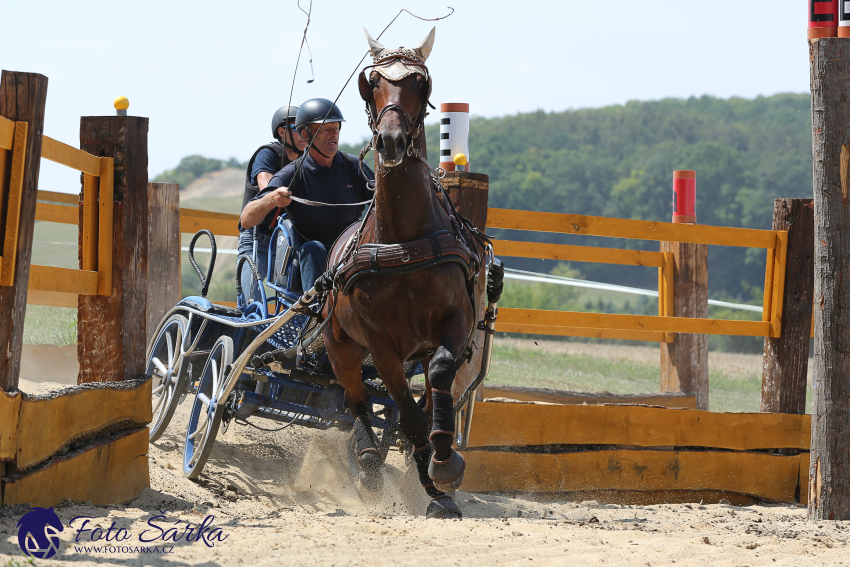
[271,105,299,139]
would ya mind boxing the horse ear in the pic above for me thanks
[412,26,435,62]
[358,71,372,102]
[363,28,386,58]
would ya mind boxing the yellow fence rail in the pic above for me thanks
[9,127,115,301]
[486,208,788,341]
[0,115,28,286]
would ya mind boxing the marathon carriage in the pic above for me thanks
[145,214,501,480]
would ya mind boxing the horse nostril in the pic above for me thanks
[375,135,385,151]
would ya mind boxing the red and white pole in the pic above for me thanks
[672,170,696,224]
[839,0,850,36]
[809,0,838,38]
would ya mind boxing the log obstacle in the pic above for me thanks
[462,400,810,505]
[0,378,151,507]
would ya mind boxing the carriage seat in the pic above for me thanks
[179,296,243,318]
[271,217,304,293]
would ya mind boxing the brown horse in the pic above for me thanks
[321,27,479,518]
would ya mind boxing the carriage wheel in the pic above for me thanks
[147,314,190,442]
[182,335,233,479]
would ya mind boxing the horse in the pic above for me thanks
[320,27,484,519]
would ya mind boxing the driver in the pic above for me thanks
[240,98,375,293]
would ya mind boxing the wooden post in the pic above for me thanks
[146,182,181,344]
[443,171,489,402]
[0,71,48,392]
[809,38,850,521]
[77,116,149,383]
[659,242,709,410]
[761,199,814,415]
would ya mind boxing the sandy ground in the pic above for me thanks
[3,377,844,567]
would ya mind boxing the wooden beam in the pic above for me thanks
[479,386,696,409]
[37,190,79,205]
[0,390,21,460]
[78,117,148,383]
[660,241,709,410]
[465,401,809,450]
[80,173,98,272]
[497,307,769,337]
[461,449,800,502]
[0,121,28,286]
[179,209,240,236]
[35,201,77,224]
[492,240,665,267]
[3,428,149,507]
[25,290,78,308]
[16,378,151,469]
[495,322,669,343]
[0,115,13,150]
[808,37,850,521]
[41,135,100,175]
[28,265,98,295]
[0,70,48,393]
[487,208,782,249]
[146,183,181,344]
[761,199,815,414]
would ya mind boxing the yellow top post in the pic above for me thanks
[453,153,468,166]
[113,96,129,116]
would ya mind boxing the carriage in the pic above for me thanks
[145,215,501,481]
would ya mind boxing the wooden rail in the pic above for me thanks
[488,208,788,341]
[0,115,28,286]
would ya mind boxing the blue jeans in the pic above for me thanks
[299,240,328,292]
[237,229,271,303]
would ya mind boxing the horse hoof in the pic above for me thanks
[356,472,383,503]
[426,495,462,519]
[428,448,465,492]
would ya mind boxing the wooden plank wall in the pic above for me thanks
[462,401,810,504]
[0,378,151,507]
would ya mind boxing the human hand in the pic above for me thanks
[267,187,292,208]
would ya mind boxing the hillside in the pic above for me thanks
[157,93,813,304]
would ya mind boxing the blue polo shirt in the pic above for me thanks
[250,147,283,184]
[252,151,374,247]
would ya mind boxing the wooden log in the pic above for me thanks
[0,71,48,392]
[465,400,809,451]
[443,171,489,402]
[659,241,709,410]
[16,377,151,469]
[761,199,814,414]
[77,116,149,383]
[480,385,696,409]
[461,449,800,502]
[809,37,850,521]
[146,182,180,344]
[3,428,149,507]
[0,390,20,461]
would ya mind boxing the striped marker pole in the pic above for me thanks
[672,170,696,224]
[840,0,850,36]
[809,0,838,38]
[439,103,470,172]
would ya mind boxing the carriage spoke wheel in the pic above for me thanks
[147,314,190,442]
[183,336,233,479]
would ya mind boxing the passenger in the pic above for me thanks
[238,106,307,300]
[240,98,375,293]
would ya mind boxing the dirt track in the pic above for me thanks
[3,378,847,566]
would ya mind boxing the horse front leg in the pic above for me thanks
[425,335,467,498]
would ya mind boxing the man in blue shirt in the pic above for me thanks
[240,99,375,293]
[238,106,307,301]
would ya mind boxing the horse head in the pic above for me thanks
[360,27,435,168]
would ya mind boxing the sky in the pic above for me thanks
[2,0,810,194]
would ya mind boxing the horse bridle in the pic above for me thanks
[358,54,435,153]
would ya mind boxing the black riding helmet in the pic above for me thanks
[295,98,345,135]
[271,105,299,141]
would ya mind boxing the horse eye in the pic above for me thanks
[369,76,379,88]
